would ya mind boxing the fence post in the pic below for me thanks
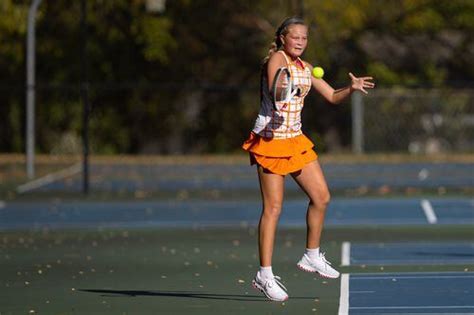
[26,0,42,179]
[81,0,90,195]
[352,92,364,154]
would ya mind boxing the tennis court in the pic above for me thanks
[0,197,473,230]
[1,157,473,314]
[341,272,474,314]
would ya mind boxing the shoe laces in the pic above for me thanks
[319,252,332,266]
[265,275,288,292]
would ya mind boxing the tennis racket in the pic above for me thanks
[271,67,301,110]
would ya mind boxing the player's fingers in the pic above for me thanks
[364,82,375,88]
[360,87,368,94]
[349,72,356,80]
[360,76,374,81]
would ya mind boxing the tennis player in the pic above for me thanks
[242,16,375,301]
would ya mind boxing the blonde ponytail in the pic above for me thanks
[262,40,279,64]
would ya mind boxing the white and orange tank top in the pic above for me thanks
[252,51,312,139]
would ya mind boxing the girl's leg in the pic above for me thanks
[291,160,339,278]
[257,165,285,267]
[252,165,289,302]
[290,160,330,249]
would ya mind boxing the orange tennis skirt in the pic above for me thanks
[241,132,318,175]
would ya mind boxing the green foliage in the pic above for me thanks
[133,17,176,63]
[0,0,473,154]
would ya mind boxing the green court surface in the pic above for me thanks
[1,155,473,314]
[1,225,473,315]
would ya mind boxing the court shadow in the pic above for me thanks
[79,289,316,302]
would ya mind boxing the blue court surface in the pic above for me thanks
[347,242,474,266]
[340,272,474,314]
[27,162,474,192]
[430,199,474,224]
[0,197,472,230]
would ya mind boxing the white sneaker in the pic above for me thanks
[297,252,340,279]
[252,273,289,302]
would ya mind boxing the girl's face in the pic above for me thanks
[281,24,308,58]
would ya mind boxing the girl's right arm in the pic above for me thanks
[266,52,287,90]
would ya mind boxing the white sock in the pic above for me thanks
[305,247,320,259]
[258,266,274,280]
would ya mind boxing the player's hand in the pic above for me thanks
[349,73,375,94]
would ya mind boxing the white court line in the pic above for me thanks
[421,199,438,224]
[17,163,82,194]
[338,274,349,315]
[341,242,351,266]
[351,306,474,310]
[0,201,5,209]
[353,275,474,280]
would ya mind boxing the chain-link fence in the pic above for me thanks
[354,89,474,154]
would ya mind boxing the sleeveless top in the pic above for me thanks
[252,51,312,139]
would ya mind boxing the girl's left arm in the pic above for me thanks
[306,63,375,104]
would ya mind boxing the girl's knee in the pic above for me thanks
[321,191,331,206]
[310,190,330,210]
[263,202,283,219]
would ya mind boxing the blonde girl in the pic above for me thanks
[242,16,375,301]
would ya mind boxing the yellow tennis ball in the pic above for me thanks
[312,66,324,79]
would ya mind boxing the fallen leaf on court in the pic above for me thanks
[378,185,391,194]
[134,190,146,198]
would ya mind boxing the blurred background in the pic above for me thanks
[0,0,473,197]
[0,2,473,313]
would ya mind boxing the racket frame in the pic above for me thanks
[271,67,300,110]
